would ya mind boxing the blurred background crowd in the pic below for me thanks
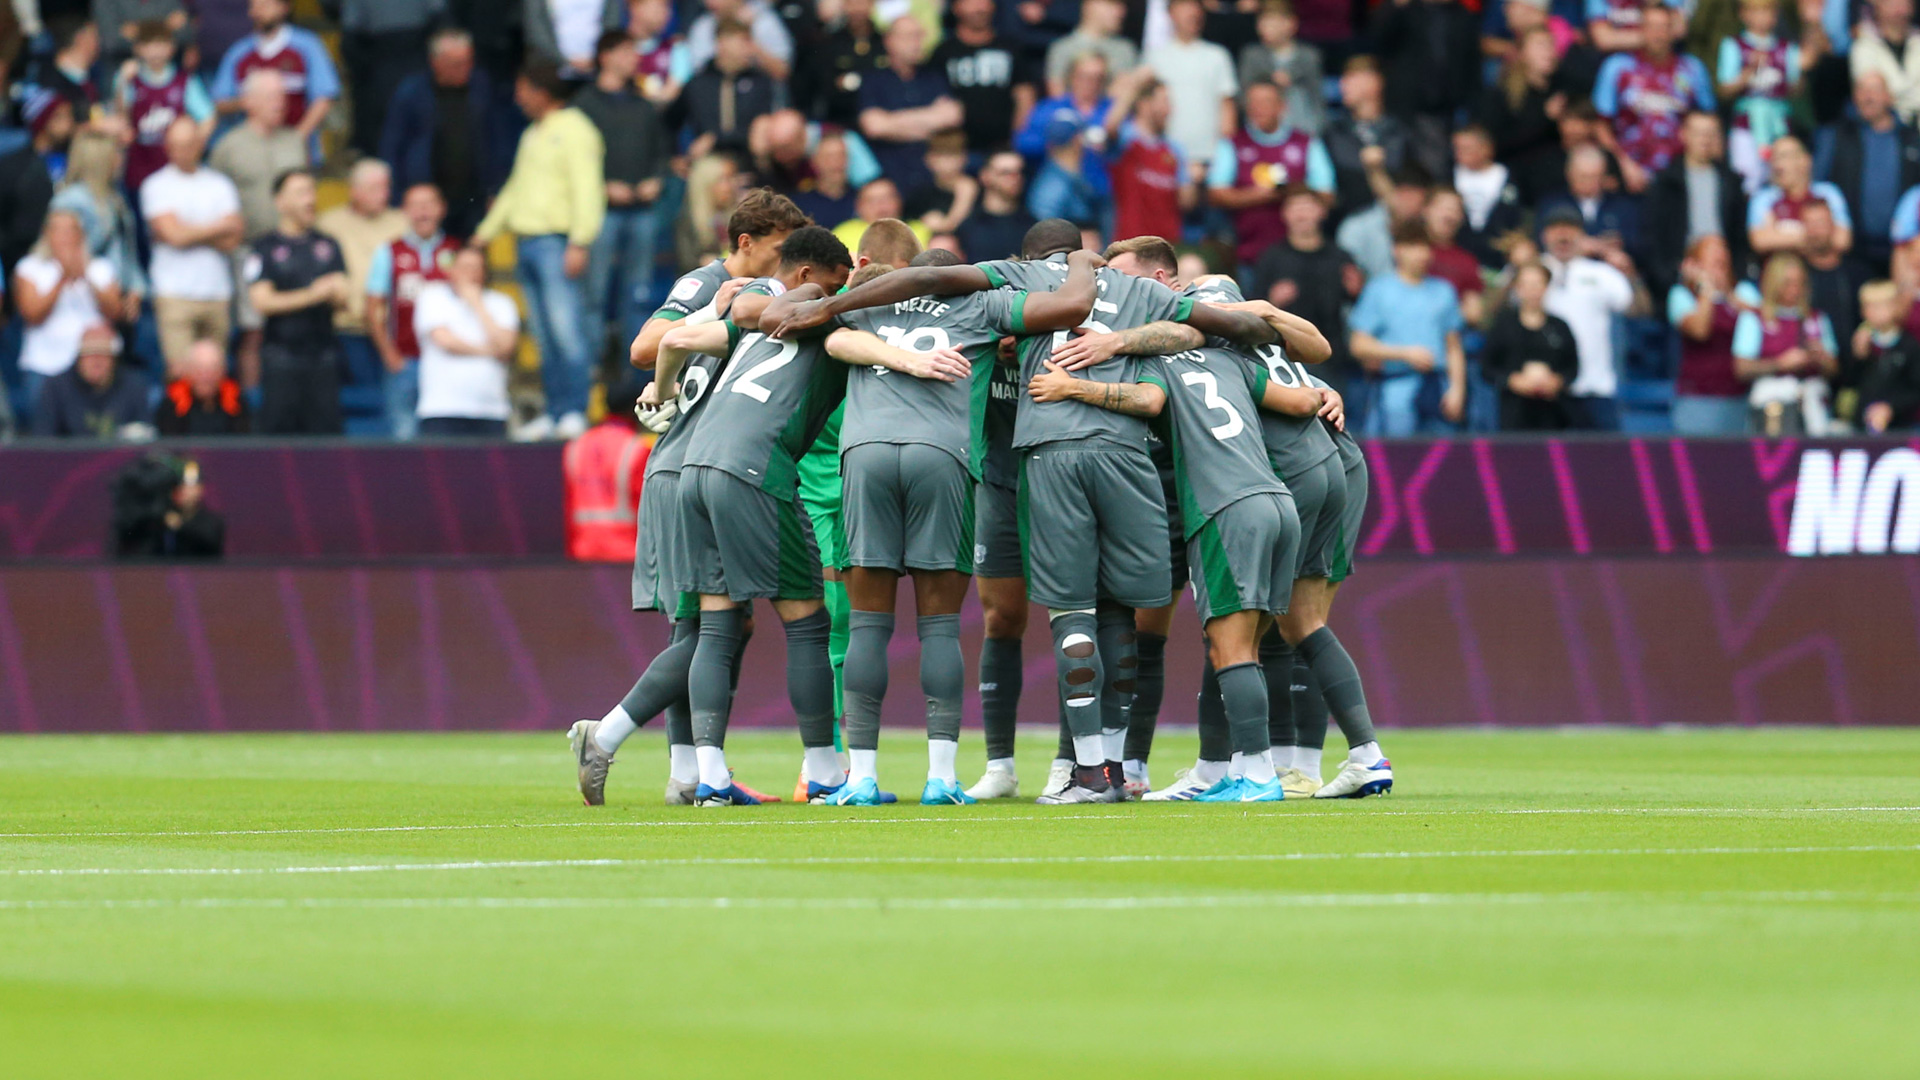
[3,0,1920,443]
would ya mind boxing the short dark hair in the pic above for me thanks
[1021,218,1082,260]
[714,17,753,39]
[272,168,313,196]
[927,128,969,156]
[49,15,92,52]
[1390,220,1431,247]
[778,225,854,272]
[911,248,965,267]
[518,58,570,103]
[596,29,632,58]
[134,19,174,46]
[1103,235,1179,274]
[728,188,812,243]
[1390,164,1433,191]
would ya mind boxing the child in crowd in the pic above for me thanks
[113,20,214,200]
[1715,0,1800,193]
[1852,279,1920,432]
[1238,0,1325,136]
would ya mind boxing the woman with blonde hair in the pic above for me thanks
[1479,27,1569,203]
[1732,251,1839,432]
[50,130,147,325]
[675,154,743,270]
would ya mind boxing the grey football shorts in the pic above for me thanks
[1331,435,1367,584]
[973,480,1022,579]
[1188,490,1301,621]
[1283,454,1350,581]
[1017,443,1171,611]
[675,464,822,602]
[841,442,974,575]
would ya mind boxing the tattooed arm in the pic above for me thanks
[1027,358,1166,416]
[1050,320,1206,371]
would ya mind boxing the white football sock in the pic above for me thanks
[1243,750,1277,785]
[985,756,1016,777]
[1296,746,1323,782]
[1123,759,1149,784]
[668,744,698,784]
[593,706,637,754]
[848,748,878,784]
[1228,752,1246,780]
[1348,741,1384,767]
[1100,727,1125,762]
[1071,735,1104,767]
[1192,758,1228,785]
[926,739,958,783]
[1271,745,1296,772]
[695,745,729,790]
[804,746,846,786]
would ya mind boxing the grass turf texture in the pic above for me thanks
[2,728,1917,1079]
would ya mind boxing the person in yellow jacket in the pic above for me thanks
[474,59,606,440]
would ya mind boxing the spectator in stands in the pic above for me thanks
[317,158,407,409]
[676,151,742,266]
[1045,0,1136,97]
[414,246,521,438]
[1800,199,1869,344]
[671,17,779,155]
[577,29,671,366]
[1593,2,1714,189]
[337,0,438,157]
[627,0,694,105]
[1249,185,1363,383]
[955,149,1034,260]
[1534,204,1650,429]
[526,0,623,76]
[380,27,505,240]
[795,0,885,129]
[1423,188,1487,324]
[859,16,963,197]
[1481,0,1578,69]
[475,59,606,440]
[1645,109,1750,297]
[211,0,340,154]
[1669,233,1760,434]
[1855,278,1920,430]
[563,376,649,561]
[1850,0,1920,124]
[1481,27,1572,206]
[1026,113,1109,229]
[0,89,73,274]
[788,130,859,226]
[247,169,350,435]
[210,69,310,240]
[1815,73,1920,273]
[1373,0,1481,177]
[1239,0,1325,137]
[1337,164,1431,279]
[932,0,1040,159]
[1321,57,1407,226]
[1348,220,1467,434]
[1210,79,1335,283]
[21,16,101,119]
[685,0,792,83]
[50,132,147,327]
[96,0,190,73]
[194,0,255,81]
[1715,0,1801,194]
[1452,124,1526,268]
[14,211,123,415]
[31,325,151,438]
[366,183,457,440]
[142,118,245,376]
[155,338,251,436]
[1110,76,1195,244]
[1537,144,1642,256]
[749,108,883,194]
[1483,261,1581,429]
[833,178,931,251]
[1145,0,1238,169]
[1734,251,1839,433]
[112,20,214,203]
[1750,134,1854,257]
[907,130,980,235]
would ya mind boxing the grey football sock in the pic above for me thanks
[662,616,697,747]
[1292,656,1328,750]
[618,616,698,725]
[1297,626,1376,748]
[1055,716,1074,762]
[1050,611,1103,740]
[1216,661,1271,756]
[1258,628,1296,750]
[1123,630,1167,762]
[979,635,1023,761]
[1196,660,1232,762]
[841,610,893,753]
[688,608,743,749]
[784,609,838,750]
[1095,604,1136,738]
[917,613,964,743]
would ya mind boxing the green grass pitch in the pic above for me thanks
[2,727,1918,1079]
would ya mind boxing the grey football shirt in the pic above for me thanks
[681,281,849,500]
[650,259,734,322]
[1247,342,1340,482]
[645,346,732,479]
[1303,368,1361,454]
[1138,347,1288,537]
[839,289,1026,478]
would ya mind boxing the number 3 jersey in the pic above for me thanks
[1138,348,1288,538]
[680,280,850,501]
[976,255,1195,452]
[836,289,1028,480]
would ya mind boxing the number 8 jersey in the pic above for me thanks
[1138,348,1289,538]
[681,280,851,501]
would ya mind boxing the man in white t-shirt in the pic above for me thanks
[1143,0,1237,167]
[11,210,122,419]
[412,246,521,437]
[1537,207,1650,431]
[141,116,246,375]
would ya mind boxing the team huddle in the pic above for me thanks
[568,188,1394,808]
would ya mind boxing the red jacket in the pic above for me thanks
[563,422,650,562]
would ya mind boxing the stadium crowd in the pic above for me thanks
[3,0,1920,440]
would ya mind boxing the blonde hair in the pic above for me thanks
[1502,27,1555,112]
[1860,279,1899,307]
[63,131,124,215]
[680,154,740,262]
[1758,252,1807,321]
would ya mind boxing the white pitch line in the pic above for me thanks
[3,804,1918,842]
[7,843,1918,878]
[1,890,1917,912]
